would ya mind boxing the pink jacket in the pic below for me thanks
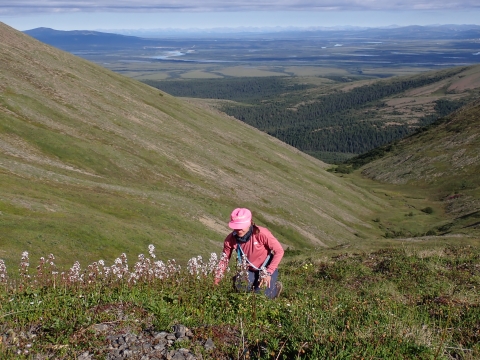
[215,226,284,280]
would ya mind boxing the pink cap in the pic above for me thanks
[228,208,252,229]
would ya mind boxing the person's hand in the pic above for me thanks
[214,277,221,286]
[259,275,271,288]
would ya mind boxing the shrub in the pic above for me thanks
[421,206,434,214]
[335,164,353,174]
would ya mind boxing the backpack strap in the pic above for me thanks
[236,241,272,271]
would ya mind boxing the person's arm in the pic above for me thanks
[214,235,234,284]
[258,228,284,288]
[263,228,285,274]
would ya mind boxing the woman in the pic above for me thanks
[214,208,284,299]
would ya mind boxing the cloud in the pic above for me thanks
[2,0,480,15]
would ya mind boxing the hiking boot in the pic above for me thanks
[274,281,283,298]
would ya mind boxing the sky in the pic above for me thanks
[1,1,480,32]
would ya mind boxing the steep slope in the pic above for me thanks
[0,22,391,268]
[361,99,480,232]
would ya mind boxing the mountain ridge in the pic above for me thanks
[24,24,480,39]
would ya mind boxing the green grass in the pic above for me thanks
[0,244,479,359]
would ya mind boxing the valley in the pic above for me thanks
[24,25,480,80]
[0,22,476,268]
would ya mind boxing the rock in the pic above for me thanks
[78,352,92,360]
[93,324,109,333]
[141,342,152,351]
[154,332,169,339]
[121,349,133,358]
[152,349,167,358]
[125,334,136,344]
[204,338,215,351]
[172,324,187,338]
[175,336,189,343]
[171,353,184,360]
[64,324,203,360]
[154,342,166,351]
[166,349,176,360]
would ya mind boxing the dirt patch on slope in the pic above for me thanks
[198,216,230,235]
[261,213,328,247]
[447,72,480,92]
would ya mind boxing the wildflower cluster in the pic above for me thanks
[302,263,313,271]
[108,253,129,280]
[259,267,269,281]
[0,245,222,290]
[214,252,229,282]
[237,254,250,284]
[66,261,82,284]
[148,244,156,258]
[187,253,219,279]
[0,259,7,284]
[20,251,30,279]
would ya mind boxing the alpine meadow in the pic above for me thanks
[0,22,479,360]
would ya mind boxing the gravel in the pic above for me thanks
[1,324,215,360]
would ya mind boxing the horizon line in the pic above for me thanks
[25,23,480,32]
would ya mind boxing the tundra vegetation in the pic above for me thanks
[0,244,479,359]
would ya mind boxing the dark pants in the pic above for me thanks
[233,269,279,299]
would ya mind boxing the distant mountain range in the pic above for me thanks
[23,27,156,50]
[82,24,480,38]
[24,24,480,44]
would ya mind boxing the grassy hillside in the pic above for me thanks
[359,99,480,234]
[0,21,401,269]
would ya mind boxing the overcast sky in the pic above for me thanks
[1,1,480,31]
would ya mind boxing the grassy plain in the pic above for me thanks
[57,32,480,81]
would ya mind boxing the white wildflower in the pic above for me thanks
[153,260,167,279]
[20,251,30,279]
[67,261,82,284]
[148,244,156,259]
[207,253,218,274]
[187,257,199,276]
[0,259,7,283]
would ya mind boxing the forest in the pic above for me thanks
[144,67,470,163]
